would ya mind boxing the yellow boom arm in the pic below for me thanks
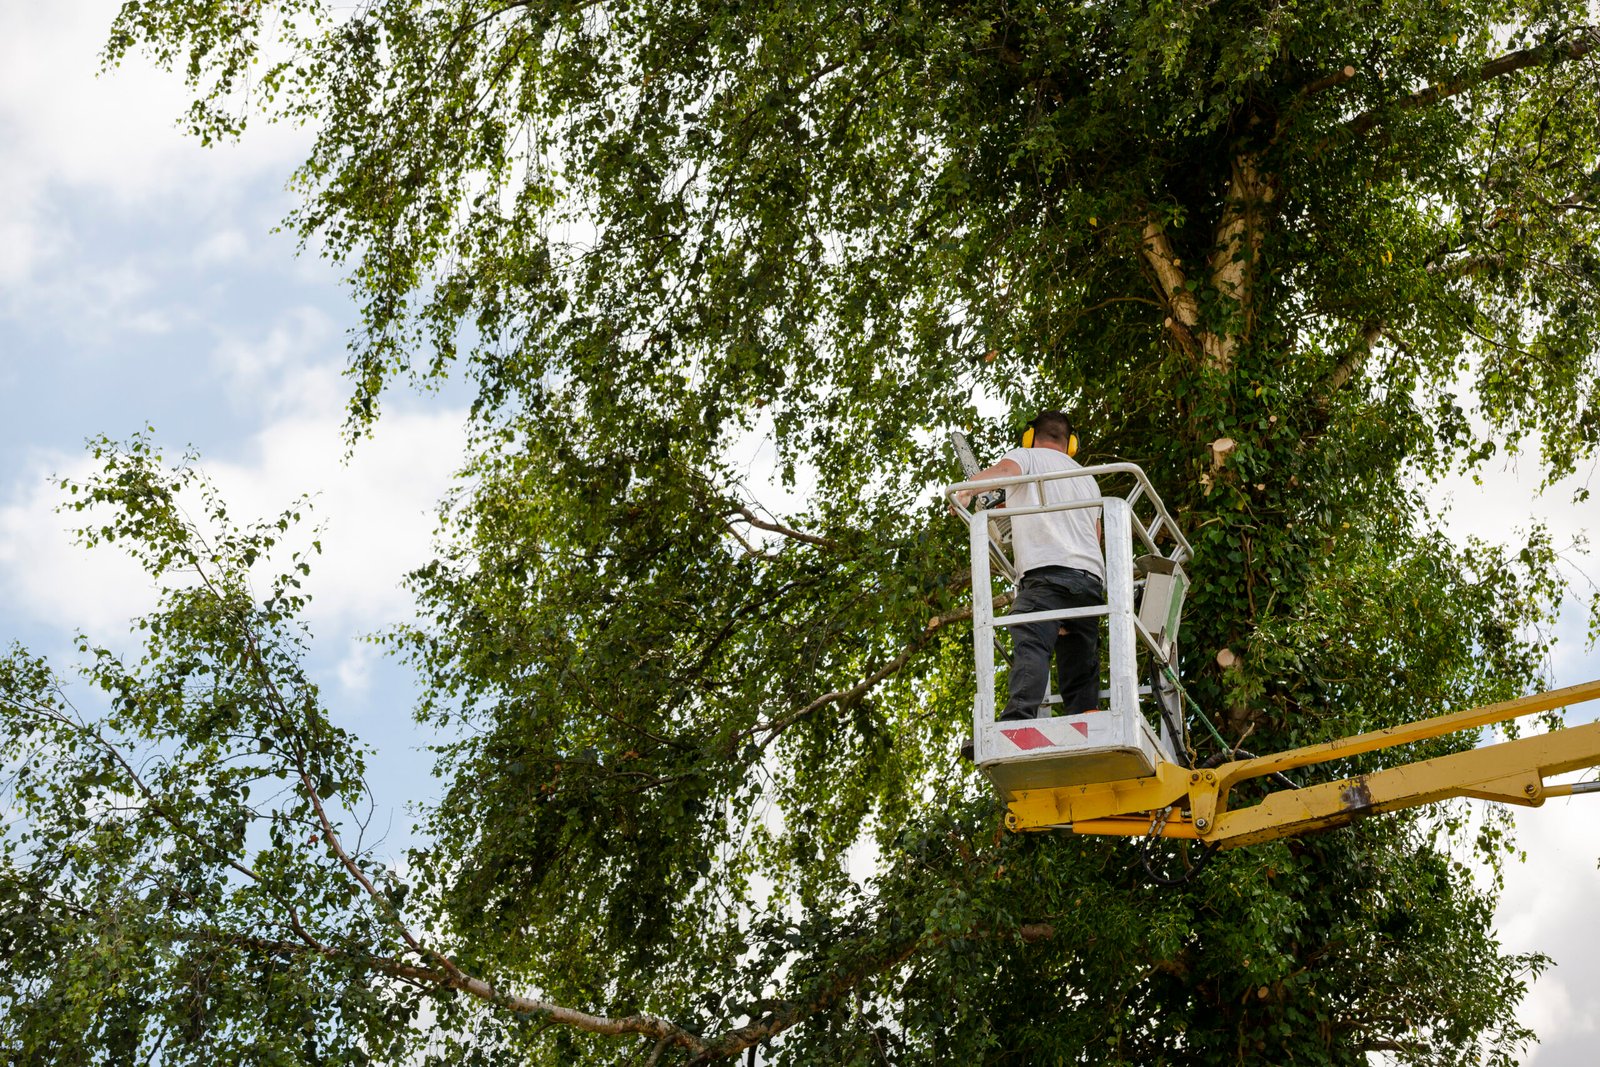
[1005,679,1600,848]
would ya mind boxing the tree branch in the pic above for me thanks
[1139,219,1212,363]
[1270,66,1359,147]
[1326,320,1382,396]
[727,504,838,550]
[1203,152,1274,373]
[171,928,712,1056]
[1346,28,1598,137]
[1301,64,1358,98]
[722,520,778,559]
[164,534,485,1004]
[692,936,926,1063]
[1426,252,1506,278]
[1140,220,1201,331]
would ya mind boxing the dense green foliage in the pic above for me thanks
[3,0,1598,1062]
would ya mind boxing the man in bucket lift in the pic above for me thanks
[959,411,1105,721]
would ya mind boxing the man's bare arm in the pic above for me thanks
[955,458,1022,506]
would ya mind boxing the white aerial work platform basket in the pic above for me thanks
[944,463,1193,803]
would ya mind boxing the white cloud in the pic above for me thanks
[0,3,310,295]
[0,173,59,288]
[204,403,466,638]
[194,228,250,268]
[210,305,346,420]
[1426,443,1600,1064]
[1493,793,1600,1065]
[337,639,379,695]
[0,447,158,638]
[0,3,307,200]
[1427,437,1600,685]
[1432,453,1599,556]
[0,387,464,653]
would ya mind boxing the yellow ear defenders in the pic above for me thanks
[1022,419,1079,457]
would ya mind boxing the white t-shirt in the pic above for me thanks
[1001,447,1104,580]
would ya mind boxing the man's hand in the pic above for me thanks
[956,458,1022,507]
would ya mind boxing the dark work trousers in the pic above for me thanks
[1001,565,1104,719]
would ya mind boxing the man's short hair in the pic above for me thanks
[1032,410,1073,444]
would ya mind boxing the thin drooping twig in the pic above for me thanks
[748,597,1010,745]
[754,637,931,746]
[160,527,719,1055]
[10,695,328,957]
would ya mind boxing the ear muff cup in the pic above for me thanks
[1022,423,1079,456]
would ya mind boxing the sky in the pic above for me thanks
[0,2,468,852]
[1,4,1598,1062]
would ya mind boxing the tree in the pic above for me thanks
[3,0,1597,1062]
